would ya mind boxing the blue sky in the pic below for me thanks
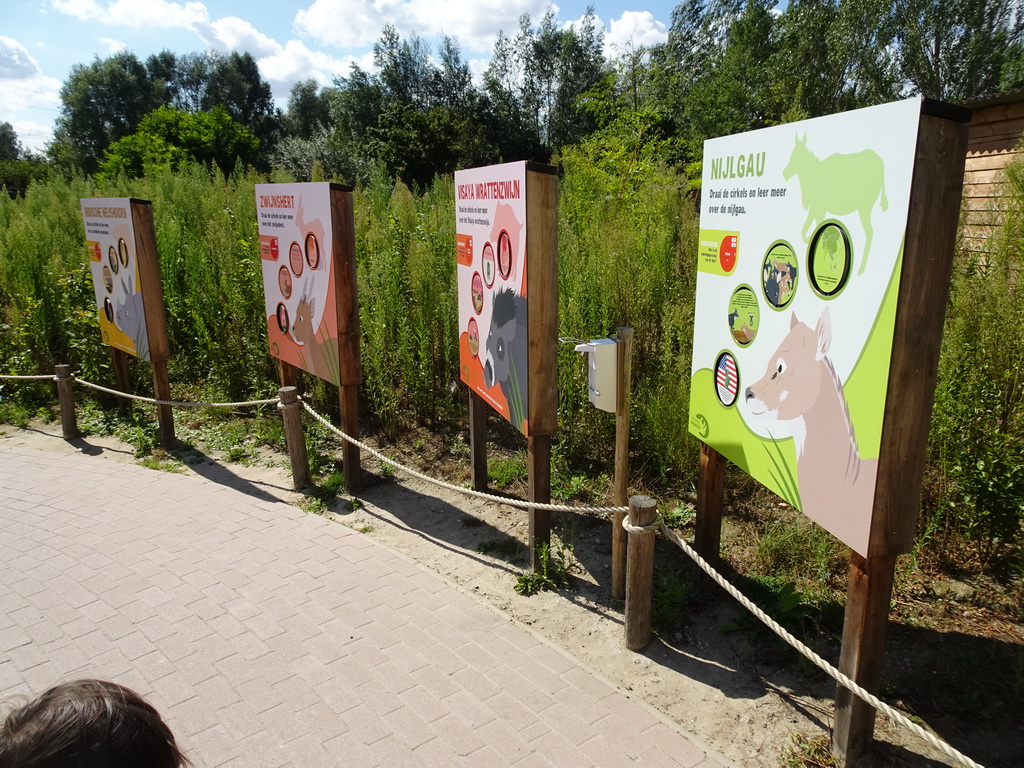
[2,0,678,154]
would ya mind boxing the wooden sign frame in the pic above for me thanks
[256,182,362,491]
[80,197,174,447]
[457,162,558,567]
[691,99,970,765]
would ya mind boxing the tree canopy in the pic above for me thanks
[37,0,1024,185]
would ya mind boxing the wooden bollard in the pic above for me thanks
[279,387,311,490]
[624,495,658,651]
[54,364,77,440]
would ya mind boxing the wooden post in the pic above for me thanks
[612,326,633,601]
[279,386,311,490]
[338,383,361,492]
[832,552,897,765]
[54,364,77,440]
[695,442,725,574]
[525,164,559,567]
[110,347,131,415]
[151,358,174,449]
[278,359,299,391]
[129,199,174,449]
[528,434,552,570]
[830,101,971,766]
[624,495,658,651]
[469,390,488,491]
[331,186,363,494]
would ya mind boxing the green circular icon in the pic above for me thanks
[728,285,759,346]
[808,223,851,297]
[762,241,797,309]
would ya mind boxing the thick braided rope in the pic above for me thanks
[301,401,628,515]
[74,378,279,408]
[651,520,985,768]
[0,374,55,380]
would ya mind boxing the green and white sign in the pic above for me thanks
[689,98,923,557]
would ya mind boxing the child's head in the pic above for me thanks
[0,679,189,768]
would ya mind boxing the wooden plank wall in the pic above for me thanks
[962,102,1023,254]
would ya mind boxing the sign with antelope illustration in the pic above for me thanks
[688,98,925,557]
[456,161,557,437]
[255,182,347,386]
[81,198,152,361]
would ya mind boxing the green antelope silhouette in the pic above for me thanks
[782,134,887,275]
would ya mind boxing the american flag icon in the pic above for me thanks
[716,353,738,407]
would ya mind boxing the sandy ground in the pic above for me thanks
[1,419,1010,768]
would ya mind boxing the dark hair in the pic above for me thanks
[0,680,189,768]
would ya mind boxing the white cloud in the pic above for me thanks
[195,16,280,57]
[0,37,63,153]
[0,36,44,79]
[604,11,668,58]
[258,40,362,95]
[52,0,209,28]
[97,37,128,54]
[294,0,553,54]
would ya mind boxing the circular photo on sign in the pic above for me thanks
[808,223,852,297]
[715,351,739,408]
[468,317,480,357]
[719,235,738,273]
[762,241,798,309]
[728,285,759,346]
[103,297,114,323]
[102,266,114,293]
[497,231,512,279]
[276,303,289,335]
[118,238,129,268]
[108,246,119,275]
[305,233,320,270]
[278,266,293,299]
[482,242,496,287]
[289,242,303,277]
[471,272,484,314]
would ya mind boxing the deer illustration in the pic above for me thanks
[744,309,877,533]
[290,284,340,385]
[783,134,887,275]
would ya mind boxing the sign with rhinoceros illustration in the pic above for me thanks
[688,97,924,557]
[456,162,533,434]
[255,182,341,386]
[81,198,151,361]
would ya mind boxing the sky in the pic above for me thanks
[2,0,678,154]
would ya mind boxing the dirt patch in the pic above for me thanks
[2,418,1020,768]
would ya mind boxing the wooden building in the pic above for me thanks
[961,90,1024,254]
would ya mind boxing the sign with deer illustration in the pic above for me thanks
[81,199,151,361]
[255,182,345,386]
[456,161,557,437]
[688,98,924,557]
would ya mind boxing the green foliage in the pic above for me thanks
[514,542,571,596]
[99,106,259,179]
[926,145,1024,566]
[489,455,528,488]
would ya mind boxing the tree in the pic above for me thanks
[0,122,21,161]
[203,52,278,150]
[99,106,259,178]
[50,52,163,173]
[895,0,1024,100]
[282,79,333,140]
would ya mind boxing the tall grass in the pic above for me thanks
[925,149,1024,569]
[1,148,1021,572]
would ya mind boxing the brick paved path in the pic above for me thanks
[0,444,729,767]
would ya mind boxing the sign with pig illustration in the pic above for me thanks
[81,198,150,361]
[688,98,924,557]
[255,182,342,386]
[456,162,533,434]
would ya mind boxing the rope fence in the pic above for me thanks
[0,369,989,768]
